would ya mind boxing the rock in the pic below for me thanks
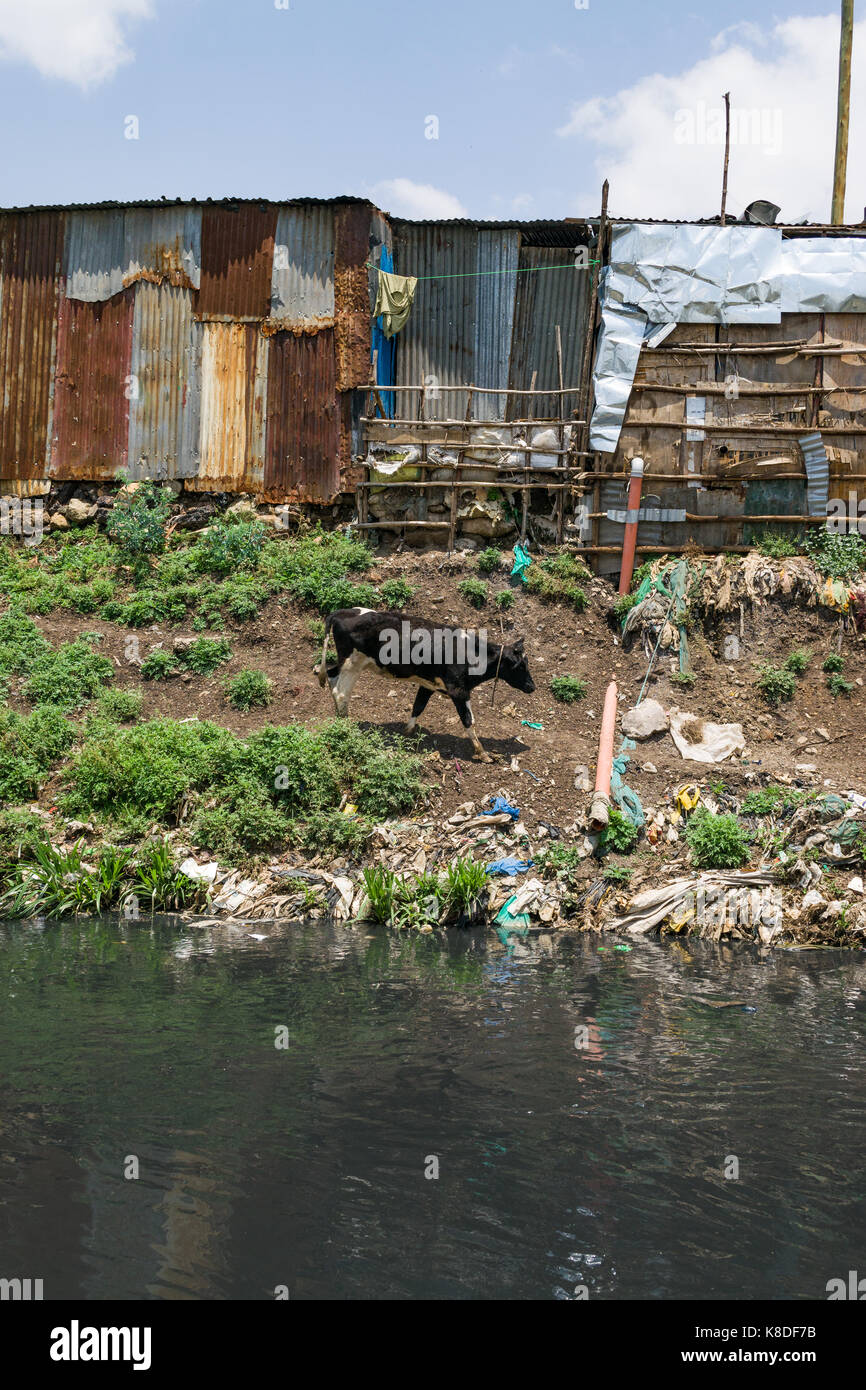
[172,637,195,654]
[816,727,831,742]
[456,498,515,538]
[573,765,591,793]
[63,498,98,525]
[48,512,68,530]
[226,498,258,520]
[640,762,657,774]
[795,763,817,774]
[801,888,827,916]
[621,699,669,740]
[847,876,864,895]
[174,504,217,531]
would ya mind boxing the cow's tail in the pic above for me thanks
[316,612,336,687]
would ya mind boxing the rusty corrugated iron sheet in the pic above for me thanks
[265,204,334,334]
[197,205,276,320]
[127,283,201,480]
[197,321,267,491]
[334,203,371,391]
[51,288,134,478]
[0,210,63,480]
[63,210,125,302]
[263,328,338,502]
[123,206,201,290]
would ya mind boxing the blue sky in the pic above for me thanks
[0,1,862,221]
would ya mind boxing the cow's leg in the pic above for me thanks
[316,619,354,689]
[406,685,433,733]
[452,695,491,763]
[330,649,371,717]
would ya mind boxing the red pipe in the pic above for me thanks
[617,456,645,596]
[589,680,618,828]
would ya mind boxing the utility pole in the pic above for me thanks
[831,0,855,224]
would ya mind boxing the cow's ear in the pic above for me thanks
[512,636,525,653]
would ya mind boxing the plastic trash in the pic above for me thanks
[483,796,521,820]
[511,543,532,584]
[521,721,544,730]
[495,895,531,931]
[486,857,534,877]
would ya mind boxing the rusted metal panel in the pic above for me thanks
[197,205,276,320]
[334,203,371,390]
[263,328,338,502]
[123,206,201,290]
[51,288,134,478]
[198,321,267,491]
[0,210,63,480]
[267,204,334,332]
[127,283,201,480]
[64,210,125,301]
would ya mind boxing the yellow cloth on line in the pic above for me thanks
[374,269,418,338]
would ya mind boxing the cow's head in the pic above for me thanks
[499,636,535,694]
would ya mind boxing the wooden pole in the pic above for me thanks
[832,0,855,224]
[720,92,731,226]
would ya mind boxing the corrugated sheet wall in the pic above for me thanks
[127,283,201,481]
[0,211,63,480]
[268,205,334,331]
[394,224,479,420]
[264,328,338,501]
[51,289,134,478]
[507,246,590,418]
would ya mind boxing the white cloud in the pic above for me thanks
[371,179,468,220]
[0,0,153,90]
[559,15,866,223]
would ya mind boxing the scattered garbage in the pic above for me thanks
[482,796,521,820]
[486,857,534,877]
[511,543,532,584]
[668,709,746,763]
[521,720,544,730]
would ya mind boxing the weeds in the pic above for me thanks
[827,673,853,698]
[129,840,203,913]
[495,589,515,611]
[598,807,638,855]
[755,663,796,706]
[756,530,802,559]
[106,480,173,556]
[526,553,588,611]
[784,647,812,675]
[684,809,749,869]
[378,577,415,609]
[458,577,488,609]
[96,688,143,723]
[224,669,272,711]
[804,528,866,581]
[550,675,587,703]
[476,547,504,575]
[822,653,844,674]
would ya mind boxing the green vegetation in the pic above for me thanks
[822,652,844,674]
[196,518,266,574]
[378,577,415,609]
[96,688,143,723]
[683,809,749,869]
[106,480,173,557]
[784,647,812,675]
[224,669,273,711]
[670,670,696,688]
[142,637,233,682]
[740,785,813,817]
[127,840,203,913]
[598,807,638,856]
[804,528,866,580]
[0,705,76,803]
[756,530,802,559]
[458,577,488,609]
[755,663,797,706]
[827,673,853,698]
[495,589,515,611]
[526,552,588,611]
[0,833,206,918]
[140,649,177,681]
[613,592,638,622]
[476,547,504,575]
[549,674,588,703]
[61,716,426,864]
[602,864,632,886]
[361,856,487,930]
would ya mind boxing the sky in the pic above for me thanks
[0,0,863,223]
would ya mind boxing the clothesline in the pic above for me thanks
[366,262,597,280]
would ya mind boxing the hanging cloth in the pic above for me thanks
[374,269,418,338]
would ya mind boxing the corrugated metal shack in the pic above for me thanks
[0,197,377,503]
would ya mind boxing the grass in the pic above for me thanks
[550,675,587,703]
[361,856,487,930]
[224,669,273,711]
[458,577,488,609]
[526,552,589,611]
[683,809,749,869]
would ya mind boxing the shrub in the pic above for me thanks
[784,647,812,674]
[106,480,173,556]
[550,675,587,703]
[378,577,414,609]
[458,577,487,609]
[141,649,178,681]
[804,528,866,580]
[756,530,802,559]
[822,653,844,674]
[527,553,589,611]
[755,663,796,706]
[598,807,638,855]
[827,674,853,698]
[261,529,376,614]
[476,547,504,575]
[225,669,272,711]
[196,519,266,574]
[495,589,515,611]
[182,636,233,675]
[97,688,143,723]
[684,809,749,869]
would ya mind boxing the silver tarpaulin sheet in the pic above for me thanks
[781,237,866,313]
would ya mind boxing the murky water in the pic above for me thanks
[0,917,863,1301]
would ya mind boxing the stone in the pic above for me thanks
[63,498,98,525]
[48,512,68,530]
[573,764,591,793]
[795,763,817,774]
[621,699,669,740]
[226,498,258,520]
[846,876,864,895]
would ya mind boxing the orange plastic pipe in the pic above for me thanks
[595,680,618,797]
[617,456,644,595]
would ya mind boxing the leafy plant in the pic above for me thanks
[182,636,233,675]
[128,840,202,913]
[804,527,866,580]
[683,809,749,870]
[22,637,114,709]
[442,857,487,912]
[755,663,796,706]
[141,649,178,681]
[740,785,812,817]
[476,547,504,575]
[755,530,802,559]
[526,553,588,611]
[96,688,143,723]
[495,589,515,611]
[670,670,696,688]
[613,592,638,622]
[602,864,632,886]
[106,480,173,556]
[784,647,812,675]
[458,577,488,609]
[550,675,587,703]
[827,673,853,698]
[378,577,414,609]
[196,519,266,574]
[822,653,844,674]
[598,807,638,855]
[225,669,273,711]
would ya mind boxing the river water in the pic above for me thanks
[0,917,863,1301]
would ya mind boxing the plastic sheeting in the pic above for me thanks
[590,223,866,452]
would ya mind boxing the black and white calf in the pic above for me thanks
[315,608,535,762]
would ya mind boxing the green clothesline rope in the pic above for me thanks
[366,262,598,280]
